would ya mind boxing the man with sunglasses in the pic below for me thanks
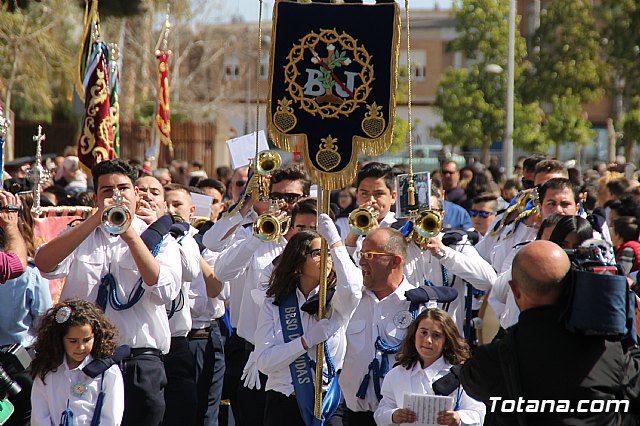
[469,194,499,237]
[211,165,309,426]
[340,228,453,425]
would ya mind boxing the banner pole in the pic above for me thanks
[314,185,331,420]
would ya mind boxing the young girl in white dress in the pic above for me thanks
[31,299,124,426]
[374,309,485,426]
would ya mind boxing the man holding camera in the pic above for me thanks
[459,240,640,425]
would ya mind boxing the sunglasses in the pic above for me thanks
[234,180,247,188]
[521,178,535,190]
[269,192,303,204]
[356,250,396,260]
[469,209,497,218]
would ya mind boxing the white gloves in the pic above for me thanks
[317,213,341,246]
[241,350,261,390]
[304,318,338,348]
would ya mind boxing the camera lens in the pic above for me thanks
[0,365,21,399]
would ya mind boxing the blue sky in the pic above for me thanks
[215,0,452,22]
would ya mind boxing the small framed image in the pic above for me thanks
[395,171,431,219]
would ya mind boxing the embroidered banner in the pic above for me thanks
[108,48,120,157]
[77,42,115,174]
[155,51,173,157]
[267,0,400,189]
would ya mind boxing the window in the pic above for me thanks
[399,50,427,81]
[259,53,269,80]
[223,54,239,79]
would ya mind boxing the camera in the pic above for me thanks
[562,239,635,346]
[0,344,32,400]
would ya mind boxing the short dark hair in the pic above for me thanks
[534,159,568,179]
[290,198,318,225]
[538,178,578,204]
[197,178,226,197]
[270,165,311,196]
[91,159,137,190]
[613,216,640,243]
[471,193,499,211]
[606,194,640,219]
[606,178,632,198]
[356,162,394,193]
[523,154,549,173]
[536,213,563,240]
[164,183,191,197]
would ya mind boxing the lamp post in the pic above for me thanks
[504,0,515,178]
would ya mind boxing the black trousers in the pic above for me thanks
[163,337,197,426]
[188,321,225,426]
[224,333,267,425]
[264,390,347,426]
[120,353,167,426]
[346,409,376,426]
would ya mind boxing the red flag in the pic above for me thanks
[77,42,115,173]
[155,51,173,156]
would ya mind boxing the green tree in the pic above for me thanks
[524,0,606,155]
[0,0,82,121]
[600,0,640,160]
[433,0,543,164]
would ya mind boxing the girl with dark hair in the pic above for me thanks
[31,298,124,425]
[255,216,361,426]
[547,215,593,249]
[374,309,484,426]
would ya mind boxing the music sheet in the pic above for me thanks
[402,392,454,426]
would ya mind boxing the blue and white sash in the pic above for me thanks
[278,291,341,426]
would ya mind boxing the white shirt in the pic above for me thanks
[340,277,423,413]
[255,246,362,396]
[39,218,182,353]
[404,233,497,333]
[168,231,201,337]
[474,215,504,263]
[189,247,227,329]
[214,228,285,344]
[491,221,538,275]
[203,210,258,328]
[374,357,485,426]
[31,355,125,426]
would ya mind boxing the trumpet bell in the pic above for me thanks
[253,212,290,242]
[348,207,378,236]
[102,205,132,235]
[256,150,282,175]
[414,210,443,240]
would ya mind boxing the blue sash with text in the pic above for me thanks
[278,291,341,426]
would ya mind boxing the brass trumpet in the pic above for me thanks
[253,210,291,243]
[255,150,282,175]
[102,189,132,235]
[414,209,443,240]
[191,216,210,229]
[348,206,379,236]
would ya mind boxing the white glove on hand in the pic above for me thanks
[241,350,261,390]
[317,213,341,246]
[303,318,338,348]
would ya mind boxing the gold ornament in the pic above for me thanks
[362,102,386,138]
[273,98,297,133]
[316,135,341,171]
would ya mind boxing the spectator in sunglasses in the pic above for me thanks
[469,194,499,237]
[228,166,249,204]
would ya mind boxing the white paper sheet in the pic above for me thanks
[402,392,454,426]
[226,130,269,169]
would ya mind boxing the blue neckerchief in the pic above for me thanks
[167,288,185,319]
[356,303,421,402]
[59,400,73,426]
[425,265,451,312]
[96,229,165,312]
[89,373,105,426]
[278,291,341,426]
[221,308,234,337]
